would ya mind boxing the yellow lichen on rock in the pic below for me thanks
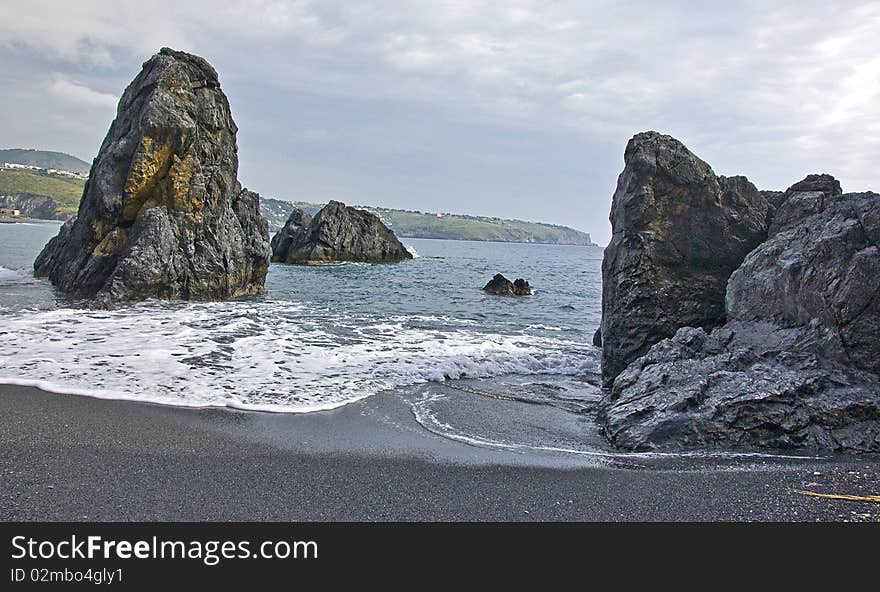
[168,150,200,219]
[92,228,128,257]
[122,135,173,222]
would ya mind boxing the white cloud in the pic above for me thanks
[1,0,878,242]
[46,77,118,108]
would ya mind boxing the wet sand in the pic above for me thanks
[1,384,878,521]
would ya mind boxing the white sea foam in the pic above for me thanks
[403,243,421,258]
[0,266,38,286]
[0,300,597,413]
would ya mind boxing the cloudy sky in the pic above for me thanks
[1,1,877,244]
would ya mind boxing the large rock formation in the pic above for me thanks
[270,201,412,264]
[0,194,58,219]
[34,48,270,303]
[600,172,880,452]
[599,132,771,386]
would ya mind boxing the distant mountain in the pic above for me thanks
[0,149,90,174]
[261,197,597,246]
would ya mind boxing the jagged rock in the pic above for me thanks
[728,188,880,374]
[513,279,531,295]
[0,193,57,219]
[760,189,785,210]
[483,274,531,296]
[270,200,412,264]
[270,208,312,256]
[600,322,880,452]
[592,327,602,347]
[766,174,844,236]
[33,48,270,303]
[599,131,770,386]
[602,182,880,452]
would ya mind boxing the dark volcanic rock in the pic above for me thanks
[599,131,770,386]
[728,189,880,374]
[767,174,845,236]
[601,323,880,452]
[760,189,785,210]
[270,207,312,256]
[270,200,412,264]
[513,279,531,295]
[0,193,57,219]
[602,184,880,452]
[33,48,270,303]
[483,274,531,296]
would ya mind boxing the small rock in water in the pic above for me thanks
[483,273,532,296]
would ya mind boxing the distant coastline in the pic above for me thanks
[263,197,598,247]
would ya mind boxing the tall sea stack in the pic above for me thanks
[599,131,770,386]
[34,48,270,303]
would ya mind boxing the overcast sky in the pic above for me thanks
[1,1,877,244]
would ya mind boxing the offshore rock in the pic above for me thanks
[33,48,270,303]
[270,207,312,257]
[270,200,412,264]
[483,274,532,296]
[599,131,770,386]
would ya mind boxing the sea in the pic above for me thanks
[0,221,603,414]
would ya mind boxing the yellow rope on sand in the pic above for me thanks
[792,489,880,503]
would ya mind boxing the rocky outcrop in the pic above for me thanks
[599,132,771,387]
[483,274,531,296]
[601,171,880,452]
[270,208,311,256]
[270,200,412,264]
[767,173,842,236]
[601,322,880,452]
[727,189,880,374]
[0,193,57,219]
[33,48,270,303]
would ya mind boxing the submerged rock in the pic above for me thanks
[601,175,880,452]
[270,200,412,264]
[599,131,770,386]
[33,48,271,303]
[483,274,532,296]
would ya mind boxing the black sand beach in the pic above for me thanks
[1,385,877,521]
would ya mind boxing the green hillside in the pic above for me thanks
[0,168,84,216]
[0,149,90,174]
[262,198,596,246]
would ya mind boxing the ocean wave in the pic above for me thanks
[0,300,598,413]
[0,266,38,286]
[403,243,421,258]
[410,393,818,461]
